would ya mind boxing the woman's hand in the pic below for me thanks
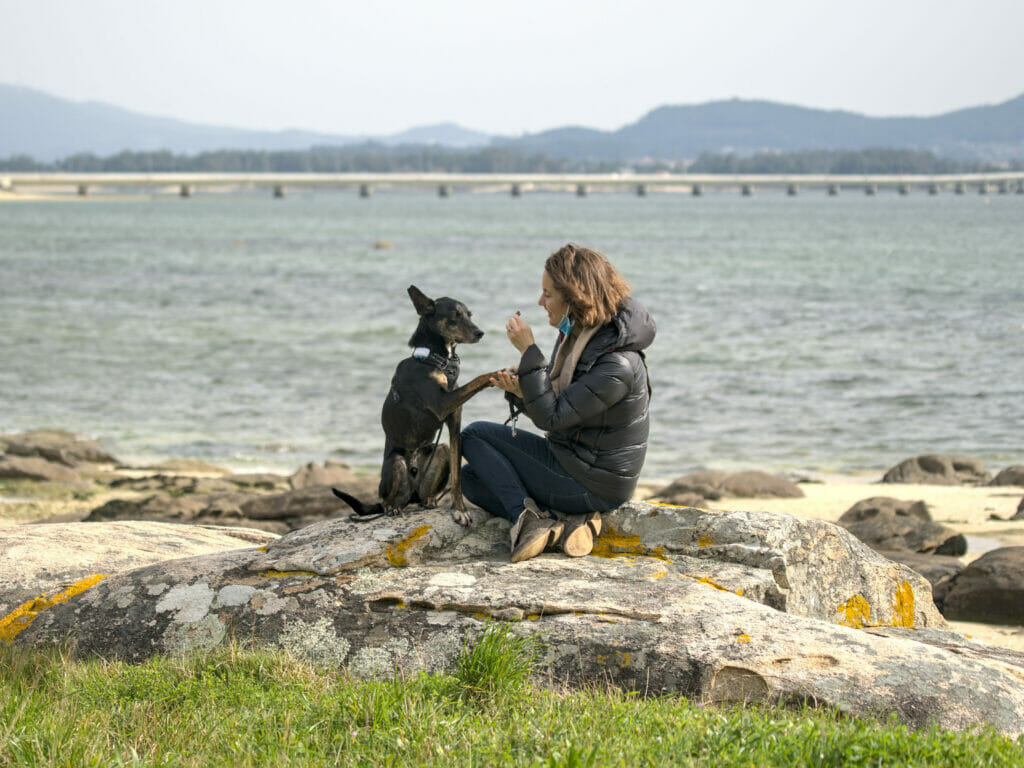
[489,368,523,398]
[505,311,534,355]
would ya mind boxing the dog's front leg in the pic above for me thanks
[446,407,473,526]
[433,371,502,421]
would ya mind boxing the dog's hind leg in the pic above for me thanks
[380,451,414,515]
[415,443,450,507]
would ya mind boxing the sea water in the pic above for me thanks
[1,189,1022,479]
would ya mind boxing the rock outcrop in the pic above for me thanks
[882,455,991,485]
[941,547,1024,625]
[837,496,967,555]
[649,470,804,504]
[0,521,277,618]
[6,502,1024,736]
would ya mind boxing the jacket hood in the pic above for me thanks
[610,297,656,353]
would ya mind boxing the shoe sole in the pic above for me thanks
[561,513,602,558]
[511,522,564,563]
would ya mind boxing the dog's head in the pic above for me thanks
[408,285,484,345]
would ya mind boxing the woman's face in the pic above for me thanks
[539,270,568,328]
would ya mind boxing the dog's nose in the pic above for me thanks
[474,329,484,340]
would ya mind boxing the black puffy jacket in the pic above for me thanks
[515,298,656,505]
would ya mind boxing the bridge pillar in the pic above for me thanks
[978,182,988,195]
[576,184,588,197]
[691,184,702,197]
[827,184,839,196]
[511,183,522,197]
[898,184,910,196]
[741,184,754,196]
[272,184,285,198]
[787,183,799,196]
[1017,181,1024,194]
[928,183,939,195]
[997,181,1008,194]
[636,184,647,197]
[179,184,193,198]
[0,177,11,191]
[954,182,965,195]
[359,184,372,198]
[438,184,451,198]
[865,184,877,196]
[77,184,89,197]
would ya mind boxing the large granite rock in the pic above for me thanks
[7,502,1024,735]
[882,455,991,485]
[650,470,803,503]
[990,466,1024,487]
[942,547,1024,625]
[0,454,81,483]
[0,521,277,618]
[837,496,967,555]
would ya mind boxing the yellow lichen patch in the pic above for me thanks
[697,535,715,547]
[526,614,540,621]
[691,576,734,593]
[590,526,671,563]
[0,574,108,644]
[735,588,744,596]
[258,570,316,579]
[616,651,631,668]
[837,595,873,629]
[648,567,668,580]
[386,525,432,567]
[254,545,268,553]
[891,580,915,627]
[737,634,751,643]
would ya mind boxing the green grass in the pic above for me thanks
[1,625,1022,767]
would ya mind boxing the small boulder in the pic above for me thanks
[288,460,358,490]
[838,496,966,555]
[882,455,991,485]
[649,469,802,502]
[839,497,932,524]
[0,455,80,483]
[990,466,1024,487]
[941,547,1024,625]
[0,429,119,467]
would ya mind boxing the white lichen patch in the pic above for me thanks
[154,582,215,623]
[279,617,351,667]
[111,585,135,609]
[251,591,297,616]
[349,637,411,678]
[162,612,226,654]
[428,572,477,587]
[296,588,332,609]
[146,582,169,596]
[370,527,399,541]
[216,584,257,607]
[416,628,462,673]
[426,610,458,626]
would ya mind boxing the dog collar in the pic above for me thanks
[412,347,431,359]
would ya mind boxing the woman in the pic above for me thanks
[461,243,656,562]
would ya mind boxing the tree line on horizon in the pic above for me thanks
[1,144,1018,174]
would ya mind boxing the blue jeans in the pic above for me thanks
[460,420,615,523]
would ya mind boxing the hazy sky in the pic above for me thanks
[3,0,1023,137]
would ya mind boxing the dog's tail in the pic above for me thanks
[331,487,386,521]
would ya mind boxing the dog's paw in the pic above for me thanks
[451,508,473,527]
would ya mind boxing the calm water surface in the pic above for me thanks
[1,190,1021,479]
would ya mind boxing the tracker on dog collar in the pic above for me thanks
[412,347,430,359]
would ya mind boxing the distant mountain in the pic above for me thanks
[381,122,491,148]
[0,84,487,161]
[3,82,1023,164]
[499,95,1024,163]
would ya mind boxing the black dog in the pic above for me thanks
[333,285,498,525]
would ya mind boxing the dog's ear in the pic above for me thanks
[408,285,435,316]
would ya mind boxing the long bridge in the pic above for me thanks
[2,171,1023,198]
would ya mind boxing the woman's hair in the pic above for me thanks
[544,243,631,328]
